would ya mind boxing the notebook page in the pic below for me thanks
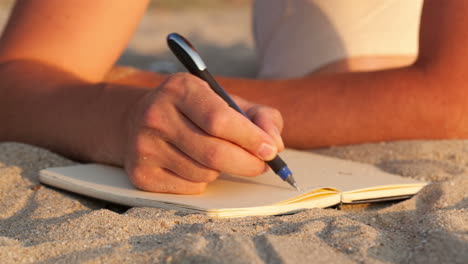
[39,149,422,211]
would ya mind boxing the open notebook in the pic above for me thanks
[39,149,426,218]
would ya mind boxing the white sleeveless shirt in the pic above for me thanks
[253,0,424,78]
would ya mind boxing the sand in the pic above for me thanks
[1,141,467,263]
[1,5,467,264]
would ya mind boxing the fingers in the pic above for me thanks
[246,105,285,152]
[163,142,221,183]
[129,165,208,194]
[234,95,285,152]
[127,131,218,194]
[136,83,267,176]
[125,73,286,194]
[172,76,279,161]
[171,111,266,177]
[131,127,221,182]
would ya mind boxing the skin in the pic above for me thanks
[218,0,468,148]
[1,0,466,193]
[0,0,283,194]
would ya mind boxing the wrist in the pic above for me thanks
[83,67,167,166]
[80,81,148,167]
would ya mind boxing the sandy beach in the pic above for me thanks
[0,3,467,264]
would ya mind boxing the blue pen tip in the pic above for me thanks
[277,166,292,180]
[277,166,300,191]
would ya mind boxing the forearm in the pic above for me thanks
[219,65,465,148]
[219,0,468,149]
[0,60,157,164]
[0,0,150,82]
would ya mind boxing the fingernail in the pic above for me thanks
[263,165,270,173]
[272,127,284,150]
[258,143,277,161]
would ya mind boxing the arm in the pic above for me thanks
[0,0,153,163]
[0,0,151,162]
[220,0,468,148]
[0,0,149,82]
[0,0,284,194]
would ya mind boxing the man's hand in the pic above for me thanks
[123,73,284,194]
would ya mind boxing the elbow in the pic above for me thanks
[409,60,468,139]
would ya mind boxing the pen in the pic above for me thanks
[167,33,300,191]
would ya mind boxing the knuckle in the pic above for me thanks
[201,169,220,183]
[269,108,283,121]
[260,107,282,122]
[141,109,171,137]
[204,110,229,136]
[159,73,210,107]
[242,160,266,177]
[242,159,267,177]
[201,145,225,168]
[173,72,206,87]
[271,109,284,128]
[133,135,154,157]
[254,105,282,120]
[187,169,219,183]
[129,169,146,188]
[166,72,190,84]
[253,162,267,176]
[129,167,159,191]
[244,161,266,177]
[159,73,191,98]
